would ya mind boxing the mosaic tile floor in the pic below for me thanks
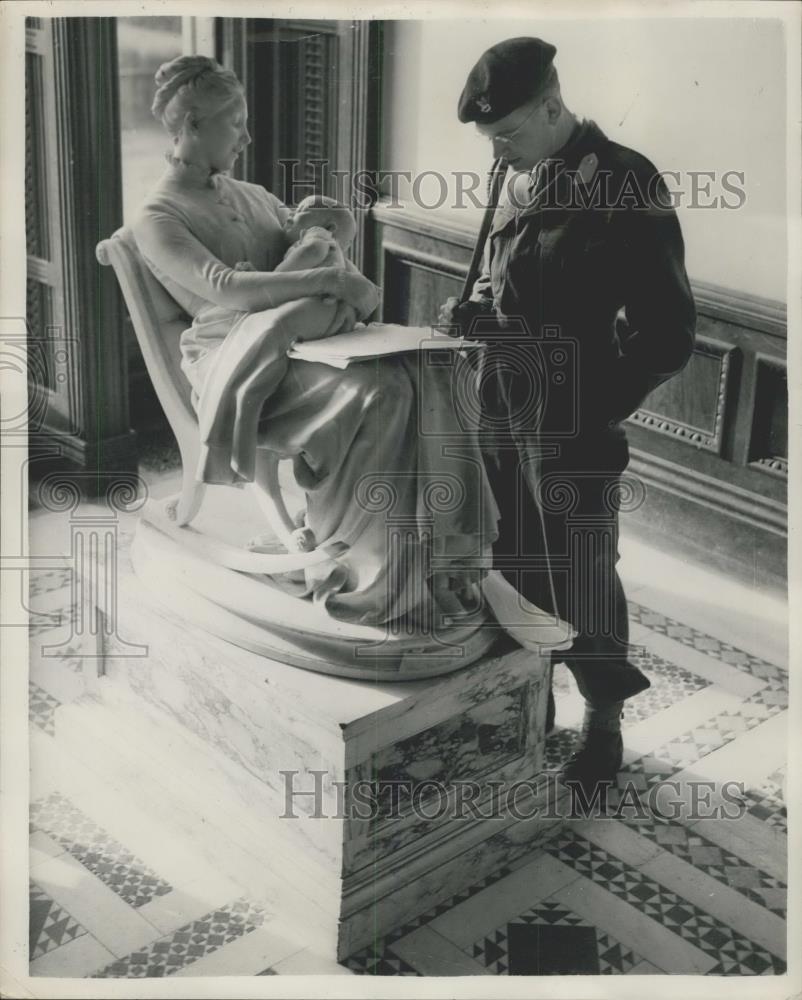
[29,881,89,960]
[92,899,270,979]
[25,473,788,978]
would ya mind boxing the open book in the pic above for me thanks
[287,322,483,369]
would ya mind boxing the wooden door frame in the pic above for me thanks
[27,16,136,488]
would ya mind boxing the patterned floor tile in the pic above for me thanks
[344,947,422,976]
[743,685,788,713]
[617,815,786,918]
[30,791,173,909]
[94,897,268,978]
[628,603,788,679]
[471,900,641,975]
[743,784,787,836]
[30,880,88,960]
[29,680,60,736]
[629,603,787,727]
[622,648,710,724]
[544,727,578,769]
[544,828,785,975]
[619,702,775,787]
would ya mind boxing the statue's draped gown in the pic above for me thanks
[133,159,500,629]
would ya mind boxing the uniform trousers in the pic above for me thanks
[484,428,642,705]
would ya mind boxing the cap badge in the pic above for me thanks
[476,95,492,113]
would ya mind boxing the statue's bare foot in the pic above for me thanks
[246,528,316,553]
[246,532,283,553]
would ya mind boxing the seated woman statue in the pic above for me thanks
[131,55,508,638]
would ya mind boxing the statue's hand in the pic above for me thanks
[334,269,380,319]
[323,301,359,338]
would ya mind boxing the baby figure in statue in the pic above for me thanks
[277,195,357,272]
[234,195,360,296]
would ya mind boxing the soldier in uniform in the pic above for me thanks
[439,37,696,789]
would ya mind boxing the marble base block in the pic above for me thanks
[58,546,568,962]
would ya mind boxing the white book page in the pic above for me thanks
[290,322,480,360]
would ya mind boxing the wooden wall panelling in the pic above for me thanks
[748,356,788,477]
[628,332,739,456]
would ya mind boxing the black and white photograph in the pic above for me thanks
[1,0,799,993]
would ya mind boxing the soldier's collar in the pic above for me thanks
[518,119,607,217]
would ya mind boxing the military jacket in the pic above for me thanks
[470,119,697,453]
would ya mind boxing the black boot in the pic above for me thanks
[559,729,623,790]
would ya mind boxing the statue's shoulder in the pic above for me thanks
[130,185,194,244]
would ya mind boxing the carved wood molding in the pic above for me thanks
[750,456,788,477]
[628,337,737,454]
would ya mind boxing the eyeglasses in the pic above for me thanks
[476,100,544,147]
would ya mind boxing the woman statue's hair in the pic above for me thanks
[152,55,244,137]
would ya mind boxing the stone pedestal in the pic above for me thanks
[57,526,568,962]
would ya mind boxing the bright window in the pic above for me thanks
[117,17,215,220]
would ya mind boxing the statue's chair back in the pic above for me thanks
[96,228,312,557]
[96,227,196,451]
[96,226,210,525]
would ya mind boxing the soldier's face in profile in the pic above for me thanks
[476,97,560,170]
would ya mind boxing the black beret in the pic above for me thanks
[458,37,557,124]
